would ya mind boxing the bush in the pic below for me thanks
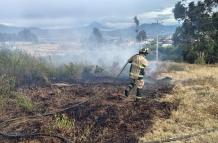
[94,65,104,74]
[0,74,15,97]
[16,94,34,112]
[0,49,111,86]
[146,46,183,62]
[49,114,92,142]
[51,114,75,134]
[0,49,51,86]
[64,63,83,79]
[195,56,206,64]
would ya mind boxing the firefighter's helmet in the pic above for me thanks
[139,48,149,54]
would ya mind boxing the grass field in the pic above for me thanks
[0,54,218,142]
[140,63,218,143]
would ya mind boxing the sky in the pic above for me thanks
[0,0,182,28]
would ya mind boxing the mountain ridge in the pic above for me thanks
[0,22,177,41]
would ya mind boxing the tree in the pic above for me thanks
[134,16,140,33]
[173,0,218,64]
[133,16,147,43]
[173,1,186,20]
[18,29,38,42]
[136,30,147,42]
[92,27,103,43]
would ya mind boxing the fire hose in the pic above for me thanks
[117,62,128,77]
[0,132,72,143]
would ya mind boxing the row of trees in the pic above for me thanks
[173,0,218,64]
[0,29,38,42]
[90,17,147,45]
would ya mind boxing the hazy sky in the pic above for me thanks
[0,0,181,28]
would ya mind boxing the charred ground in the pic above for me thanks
[0,76,177,143]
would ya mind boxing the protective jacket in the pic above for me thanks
[128,54,148,80]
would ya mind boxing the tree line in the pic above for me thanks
[0,29,38,42]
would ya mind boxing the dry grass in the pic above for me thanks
[140,62,218,143]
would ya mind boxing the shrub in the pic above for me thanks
[51,114,75,134]
[0,74,15,97]
[64,63,83,79]
[195,56,206,64]
[94,65,104,74]
[0,49,112,86]
[16,94,34,112]
[0,49,51,86]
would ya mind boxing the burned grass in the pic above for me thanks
[0,77,177,143]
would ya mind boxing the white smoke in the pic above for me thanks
[49,43,139,68]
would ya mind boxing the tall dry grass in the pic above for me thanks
[140,63,218,143]
[0,49,107,87]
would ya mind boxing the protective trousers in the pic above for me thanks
[125,79,144,97]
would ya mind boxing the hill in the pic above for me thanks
[0,23,177,42]
[0,24,23,34]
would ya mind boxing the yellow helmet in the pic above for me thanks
[139,48,149,54]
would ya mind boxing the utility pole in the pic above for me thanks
[156,20,159,62]
[156,34,159,62]
[141,36,143,49]
[156,19,161,62]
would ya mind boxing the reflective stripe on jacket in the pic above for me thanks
[128,54,148,80]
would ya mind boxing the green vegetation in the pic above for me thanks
[52,114,75,132]
[49,114,93,142]
[0,73,16,114]
[173,0,218,64]
[0,49,107,87]
[146,42,183,62]
[94,65,104,74]
[0,75,15,97]
[16,94,34,112]
[0,76,34,113]
[0,49,51,86]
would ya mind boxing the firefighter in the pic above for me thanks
[125,47,149,100]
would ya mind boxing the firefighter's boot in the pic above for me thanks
[125,83,134,97]
[136,88,143,101]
